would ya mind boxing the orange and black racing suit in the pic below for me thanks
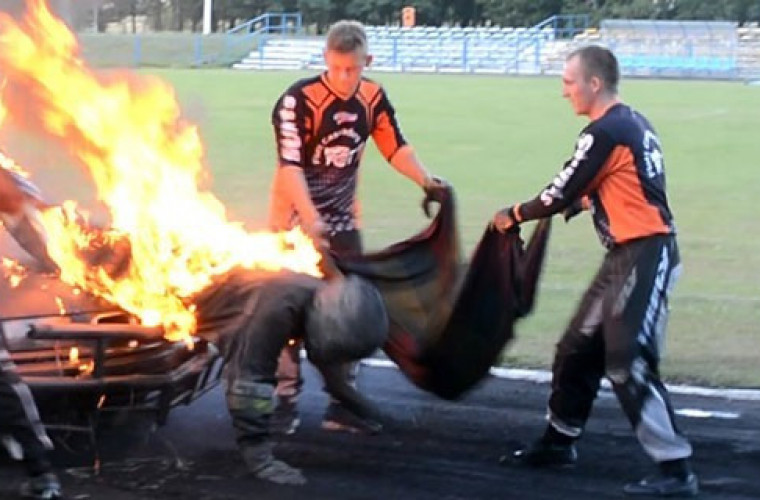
[270,73,407,237]
[513,103,692,463]
[269,74,407,411]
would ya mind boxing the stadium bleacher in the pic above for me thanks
[232,16,758,80]
[597,20,739,78]
[232,17,577,74]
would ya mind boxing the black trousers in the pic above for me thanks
[547,234,693,463]
[0,336,53,476]
[275,230,363,402]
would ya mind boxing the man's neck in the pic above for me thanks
[322,73,359,100]
[589,94,620,121]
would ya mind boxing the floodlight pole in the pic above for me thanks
[202,0,213,35]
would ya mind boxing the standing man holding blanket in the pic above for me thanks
[492,45,698,498]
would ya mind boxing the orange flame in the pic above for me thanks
[68,346,79,364]
[1,257,27,288]
[0,1,322,341]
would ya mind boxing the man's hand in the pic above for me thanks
[490,206,518,233]
[303,218,328,246]
[421,175,449,218]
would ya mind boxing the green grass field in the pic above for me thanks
[9,69,760,387]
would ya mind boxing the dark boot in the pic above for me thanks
[19,472,63,500]
[509,425,578,467]
[623,459,699,497]
[322,402,382,434]
[240,441,306,486]
[511,439,578,467]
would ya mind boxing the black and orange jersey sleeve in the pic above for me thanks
[518,124,616,221]
[366,85,407,161]
[272,84,309,169]
[517,104,674,247]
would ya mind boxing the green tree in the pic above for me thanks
[297,0,331,33]
[345,0,401,25]
[476,0,562,26]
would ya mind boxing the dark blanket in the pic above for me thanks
[338,187,551,400]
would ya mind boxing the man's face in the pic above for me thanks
[324,49,371,97]
[562,55,597,116]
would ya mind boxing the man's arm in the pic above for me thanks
[388,145,431,188]
[316,362,383,432]
[276,165,326,239]
[370,89,442,193]
[0,168,58,272]
[492,127,615,231]
[271,89,327,240]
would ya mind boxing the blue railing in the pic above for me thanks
[358,14,590,74]
[221,12,303,63]
[105,12,303,67]
[534,14,590,39]
[226,12,302,36]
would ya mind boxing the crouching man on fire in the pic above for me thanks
[193,267,389,486]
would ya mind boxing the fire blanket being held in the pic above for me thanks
[338,185,552,400]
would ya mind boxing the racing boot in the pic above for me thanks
[19,472,63,500]
[511,439,578,467]
[623,459,699,497]
[322,402,382,435]
[508,426,577,467]
[240,441,306,486]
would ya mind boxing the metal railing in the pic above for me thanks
[220,12,303,65]
[77,12,303,68]
[349,15,590,74]
[533,14,590,39]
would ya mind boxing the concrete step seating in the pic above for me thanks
[233,25,555,74]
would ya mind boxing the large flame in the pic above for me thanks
[0,1,322,341]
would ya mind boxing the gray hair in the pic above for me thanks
[325,20,368,54]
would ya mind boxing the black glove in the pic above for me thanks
[421,175,449,218]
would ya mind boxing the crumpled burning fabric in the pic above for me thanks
[338,186,552,400]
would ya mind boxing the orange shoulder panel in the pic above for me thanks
[357,79,381,104]
[301,80,330,106]
[302,80,334,136]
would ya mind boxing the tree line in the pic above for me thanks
[63,0,760,33]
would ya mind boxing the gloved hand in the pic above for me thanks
[490,205,518,233]
[421,175,449,218]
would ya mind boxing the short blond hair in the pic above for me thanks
[325,20,368,54]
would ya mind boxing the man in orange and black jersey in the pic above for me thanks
[268,20,446,435]
[492,46,698,498]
